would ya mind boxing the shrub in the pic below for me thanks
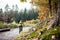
[8,24,18,28]
[0,24,9,29]
[0,22,18,29]
[30,20,39,24]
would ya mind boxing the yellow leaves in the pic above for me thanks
[31,0,54,21]
[31,0,49,6]
[39,0,48,4]
[38,6,49,20]
[20,0,26,2]
[39,6,49,15]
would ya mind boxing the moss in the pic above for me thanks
[26,32,38,39]
[41,26,60,40]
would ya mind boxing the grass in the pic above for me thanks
[26,32,38,39]
[25,25,60,40]
[24,24,49,40]
[41,26,60,40]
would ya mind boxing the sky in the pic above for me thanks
[0,0,33,11]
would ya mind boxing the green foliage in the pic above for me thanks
[0,21,8,29]
[0,21,18,29]
[0,8,3,13]
[26,32,38,39]
[0,24,18,29]
[0,24,8,29]
[0,21,4,24]
[14,11,19,23]
[0,5,38,23]
[8,24,18,28]
[31,20,39,24]
[41,26,60,40]
[5,4,9,12]
[14,8,38,23]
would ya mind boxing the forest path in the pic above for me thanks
[0,26,32,40]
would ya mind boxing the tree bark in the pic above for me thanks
[48,0,60,28]
[49,0,52,16]
[56,0,60,26]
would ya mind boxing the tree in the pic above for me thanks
[13,6,38,23]
[15,4,19,11]
[34,11,38,20]
[4,10,14,23]
[14,11,19,23]
[0,11,7,22]
[31,0,50,21]
[5,4,9,12]
[12,5,14,10]
[23,8,27,21]
[0,8,5,21]
[31,0,60,26]
[4,4,10,19]
[0,8,3,13]
[56,0,60,26]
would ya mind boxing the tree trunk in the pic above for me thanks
[48,0,60,28]
[49,0,52,16]
[56,0,60,26]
